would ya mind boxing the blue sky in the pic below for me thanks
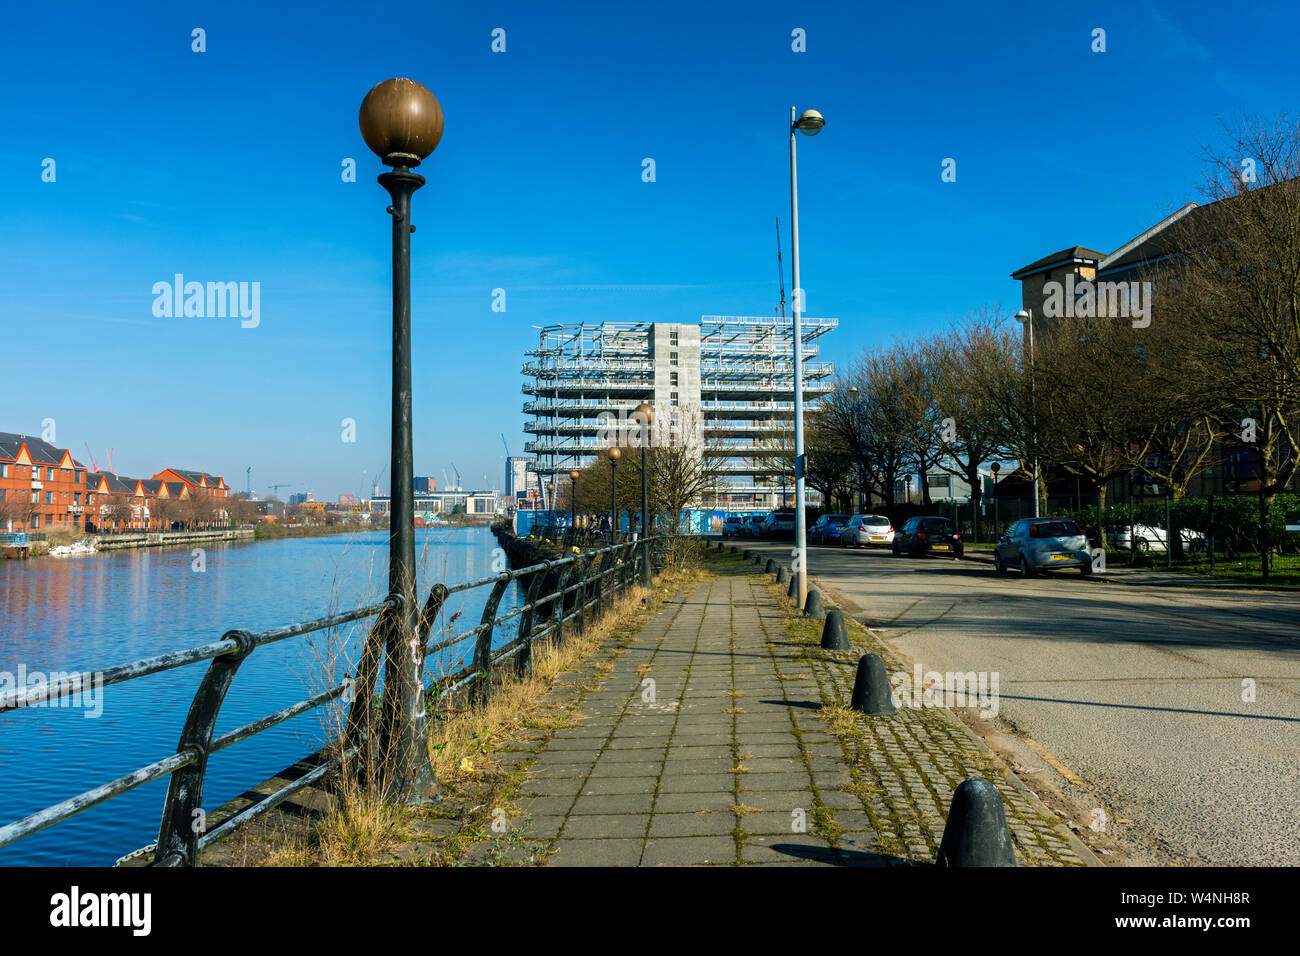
[2,0,1296,500]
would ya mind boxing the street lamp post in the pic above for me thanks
[606,446,621,542]
[1014,308,1040,518]
[848,385,865,511]
[636,402,654,583]
[991,462,1001,535]
[359,76,444,802]
[546,481,554,531]
[789,105,824,607]
[903,474,912,505]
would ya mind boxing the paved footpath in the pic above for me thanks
[502,558,1096,866]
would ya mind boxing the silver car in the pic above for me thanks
[994,518,1092,577]
[839,514,894,548]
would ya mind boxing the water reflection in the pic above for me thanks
[0,526,519,866]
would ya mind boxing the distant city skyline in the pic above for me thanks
[3,1,1296,500]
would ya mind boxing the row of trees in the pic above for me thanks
[561,411,721,535]
[802,115,1300,555]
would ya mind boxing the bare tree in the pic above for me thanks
[896,342,944,507]
[0,490,31,532]
[927,310,1014,538]
[1159,115,1300,502]
[854,349,913,510]
[576,404,721,534]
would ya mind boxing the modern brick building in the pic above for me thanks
[0,433,93,532]
[151,468,230,501]
[0,431,231,533]
[1009,198,1298,502]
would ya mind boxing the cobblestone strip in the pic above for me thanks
[755,563,1097,866]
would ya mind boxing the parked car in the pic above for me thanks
[995,517,1091,577]
[761,509,796,540]
[1107,524,1206,553]
[839,514,894,548]
[809,513,852,545]
[740,515,765,538]
[722,515,745,537]
[892,515,964,559]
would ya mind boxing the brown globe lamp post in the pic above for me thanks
[569,469,580,532]
[358,77,443,802]
[606,446,621,542]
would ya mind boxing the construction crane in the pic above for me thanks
[501,433,511,458]
[83,443,100,474]
[267,483,292,499]
[245,466,251,497]
[449,462,462,490]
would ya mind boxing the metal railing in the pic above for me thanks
[0,533,669,866]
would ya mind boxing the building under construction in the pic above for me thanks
[522,316,836,510]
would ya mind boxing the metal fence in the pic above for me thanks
[0,532,668,866]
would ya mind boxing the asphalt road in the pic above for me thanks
[722,535,1300,866]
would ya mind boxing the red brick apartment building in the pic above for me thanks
[0,433,91,532]
[1,431,229,533]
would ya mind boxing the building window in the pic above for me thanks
[670,391,679,405]
[670,330,678,346]
[0,464,6,478]
[670,372,678,386]
[670,351,678,367]
[46,491,53,504]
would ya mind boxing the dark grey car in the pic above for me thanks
[994,518,1092,577]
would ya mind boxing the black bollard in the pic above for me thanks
[776,566,788,584]
[803,589,825,619]
[742,549,752,561]
[787,574,798,598]
[849,653,896,715]
[753,553,764,566]
[820,609,850,650]
[765,558,777,574]
[935,777,1017,867]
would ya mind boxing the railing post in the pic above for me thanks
[154,629,256,867]
[551,561,575,646]
[413,583,448,744]
[472,575,512,707]
[343,597,401,761]
[593,546,617,617]
[621,539,638,593]
[573,553,598,635]
[516,562,552,678]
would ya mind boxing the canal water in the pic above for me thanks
[0,527,523,866]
